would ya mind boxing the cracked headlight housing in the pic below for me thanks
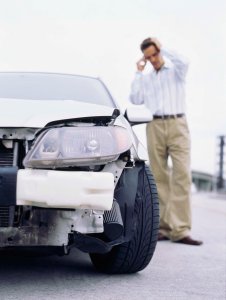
[23,126,132,168]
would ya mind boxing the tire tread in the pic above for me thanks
[90,164,159,274]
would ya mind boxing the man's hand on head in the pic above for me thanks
[150,38,162,51]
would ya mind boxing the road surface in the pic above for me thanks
[0,193,225,300]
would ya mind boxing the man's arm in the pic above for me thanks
[129,72,145,105]
[151,37,189,81]
[161,47,189,80]
[129,57,147,105]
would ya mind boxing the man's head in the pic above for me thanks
[140,38,164,71]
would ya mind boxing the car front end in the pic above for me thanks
[0,72,159,273]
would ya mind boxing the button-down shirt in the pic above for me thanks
[129,47,189,115]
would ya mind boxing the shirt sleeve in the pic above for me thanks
[129,72,145,105]
[161,47,189,81]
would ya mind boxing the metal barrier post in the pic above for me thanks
[217,136,225,190]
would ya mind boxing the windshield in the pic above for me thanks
[0,72,116,108]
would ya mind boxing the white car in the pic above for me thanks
[0,72,159,274]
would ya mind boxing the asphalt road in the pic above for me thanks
[0,193,225,300]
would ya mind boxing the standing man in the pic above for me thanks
[130,37,202,245]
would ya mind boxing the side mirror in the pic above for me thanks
[124,105,153,125]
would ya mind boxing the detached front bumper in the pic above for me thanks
[17,169,114,210]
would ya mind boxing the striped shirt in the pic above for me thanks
[129,47,189,116]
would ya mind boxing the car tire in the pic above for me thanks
[90,163,159,274]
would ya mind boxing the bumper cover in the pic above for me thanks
[17,169,114,210]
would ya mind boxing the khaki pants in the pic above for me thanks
[146,116,192,241]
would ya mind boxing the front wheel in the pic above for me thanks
[90,163,159,274]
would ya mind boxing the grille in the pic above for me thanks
[0,141,16,227]
[0,152,14,166]
[0,206,14,227]
[0,143,14,166]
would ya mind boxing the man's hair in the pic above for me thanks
[140,38,159,52]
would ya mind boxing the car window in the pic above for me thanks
[0,73,116,108]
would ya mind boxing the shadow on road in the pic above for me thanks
[0,247,99,276]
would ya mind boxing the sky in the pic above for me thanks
[0,0,225,175]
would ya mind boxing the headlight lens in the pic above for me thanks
[23,126,132,168]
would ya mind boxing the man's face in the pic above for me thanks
[143,45,164,71]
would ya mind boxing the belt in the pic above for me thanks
[153,113,185,119]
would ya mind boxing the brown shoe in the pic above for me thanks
[175,236,203,246]
[158,232,170,241]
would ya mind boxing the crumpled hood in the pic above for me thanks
[0,98,115,128]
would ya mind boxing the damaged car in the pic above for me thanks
[0,72,159,274]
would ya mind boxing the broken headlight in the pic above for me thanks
[23,126,132,168]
